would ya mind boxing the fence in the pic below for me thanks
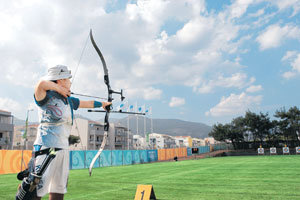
[69,149,158,169]
[0,145,215,174]
[157,147,187,161]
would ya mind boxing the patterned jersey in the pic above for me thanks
[34,91,79,149]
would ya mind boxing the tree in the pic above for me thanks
[231,116,247,148]
[275,106,300,145]
[209,121,244,150]
[209,123,228,142]
[244,111,272,145]
[267,120,280,146]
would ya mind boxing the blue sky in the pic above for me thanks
[0,0,300,126]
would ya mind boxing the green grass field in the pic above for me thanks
[1,155,300,200]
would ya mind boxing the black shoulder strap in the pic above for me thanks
[33,148,62,158]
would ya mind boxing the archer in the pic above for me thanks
[16,65,111,200]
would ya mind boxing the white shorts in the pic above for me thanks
[35,148,69,197]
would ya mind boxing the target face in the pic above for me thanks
[270,147,276,154]
[257,148,264,154]
[283,147,289,153]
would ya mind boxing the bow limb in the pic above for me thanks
[88,130,108,175]
[88,29,112,176]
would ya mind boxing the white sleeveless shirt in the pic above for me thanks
[34,91,79,149]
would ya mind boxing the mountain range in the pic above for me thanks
[110,116,212,138]
[14,115,212,139]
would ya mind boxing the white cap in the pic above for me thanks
[44,65,72,81]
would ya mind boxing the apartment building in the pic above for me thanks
[192,138,206,147]
[149,133,176,149]
[133,134,145,150]
[115,125,133,150]
[0,110,14,149]
[70,118,132,150]
[174,136,193,148]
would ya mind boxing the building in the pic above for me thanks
[13,124,38,150]
[70,118,132,150]
[204,137,216,145]
[115,124,133,150]
[149,133,176,149]
[133,134,145,150]
[174,136,193,148]
[192,138,205,147]
[0,110,14,149]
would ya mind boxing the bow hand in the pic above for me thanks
[102,102,112,111]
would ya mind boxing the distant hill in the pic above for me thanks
[113,116,212,139]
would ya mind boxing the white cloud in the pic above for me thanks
[246,85,262,93]
[229,0,254,19]
[1,0,296,122]
[169,97,185,107]
[143,87,162,100]
[282,71,297,79]
[0,97,22,115]
[281,51,298,61]
[126,0,169,25]
[205,92,262,117]
[197,73,254,94]
[269,0,300,16]
[176,17,214,45]
[281,52,300,79]
[256,24,300,50]
[248,8,265,18]
[291,54,300,72]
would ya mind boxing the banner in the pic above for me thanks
[198,146,210,154]
[112,150,123,166]
[86,150,100,168]
[132,150,141,164]
[140,150,148,163]
[157,149,166,161]
[70,150,85,169]
[0,148,188,174]
[0,150,32,174]
[123,150,133,165]
[187,147,192,156]
[100,150,112,167]
[147,150,158,162]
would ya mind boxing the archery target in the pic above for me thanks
[257,148,264,154]
[282,147,289,154]
[270,147,276,154]
[296,147,300,154]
